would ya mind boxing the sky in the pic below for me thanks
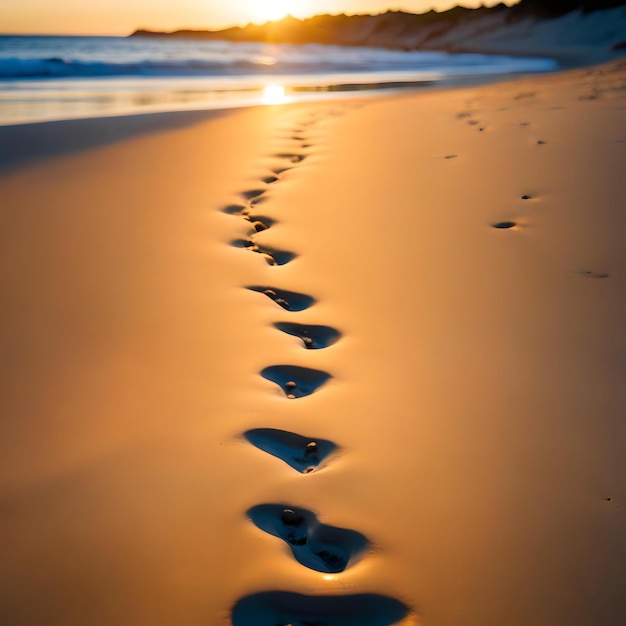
[0,0,519,36]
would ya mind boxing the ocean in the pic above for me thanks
[0,35,559,125]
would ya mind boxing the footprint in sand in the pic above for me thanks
[222,204,249,217]
[241,189,267,201]
[261,365,332,399]
[231,591,409,626]
[274,322,341,350]
[275,152,307,164]
[247,504,369,573]
[232,240,296,266]
[247,286,316,311]
[492,220,517,230]
[245,214,276,233]
[574,270,610,279]
[243,428,338,473]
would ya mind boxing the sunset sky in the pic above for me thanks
[1,0,519,35]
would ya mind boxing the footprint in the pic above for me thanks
[243,428,338,473]
[247,286,315,311]
[263,175,279,185]
[231,238,256,249]
[244,214,276,232]
[575,271,609,279]
[274,322,341,349]
[233,242,296,266]
[246,504,369,573]
[242,189,267,201]
[261,365,332,398]
[492,221,517,229]
[272,166,292,175]
[253,244,297,266]
[276,152,306,164]
[222,204,249,217]
[231,591,410,626]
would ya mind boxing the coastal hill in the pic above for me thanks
[131,0,626,65]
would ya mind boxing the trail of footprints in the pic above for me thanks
[222,109,410,626]
[452,96,610,280]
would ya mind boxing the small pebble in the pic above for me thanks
[303,337,314,348]
[275,298,289,308]
[522,195,532,200]
[252,221,268,232]
[285,381,297,390]
[305,441,319,457]
[538,140,547,145]
[264,289,277,297]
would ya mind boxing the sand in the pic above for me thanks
[0,60,625,626]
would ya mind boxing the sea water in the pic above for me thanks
[0,35,559,125]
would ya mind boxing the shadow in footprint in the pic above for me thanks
[245,214,276,232]
[261,365,331,398]
[263,175,279,184]
[492,221,517,229]
[275,152,306,163]
[222,204,248,216]
[241,189,267,201]
[231,238,256,249]
[233,242,296,266]
[232,591,410,626]
[254,244,297,266]
[247,504,369,573]
[247,286,315,311]
[575,271,609,279]
[274,322,341,349]
[244,428,337,473]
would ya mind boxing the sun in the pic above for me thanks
[257,0,293,22]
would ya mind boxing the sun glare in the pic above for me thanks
[257,0,293,22]
[261,84,288,105]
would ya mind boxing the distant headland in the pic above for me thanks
[130,0,626,66]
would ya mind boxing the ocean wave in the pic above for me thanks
[0,50,557,81]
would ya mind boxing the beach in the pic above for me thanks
[0,58,625,626]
